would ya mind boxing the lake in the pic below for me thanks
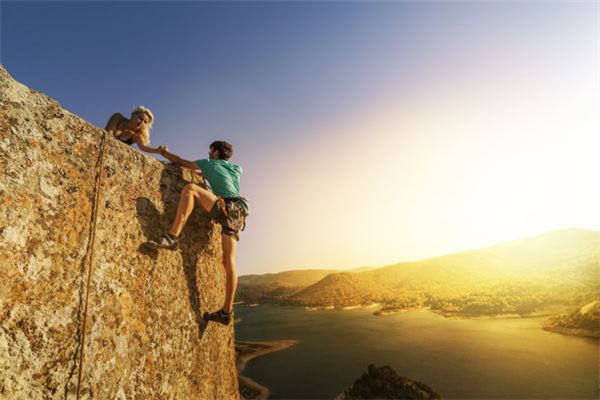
[234,305,599,399]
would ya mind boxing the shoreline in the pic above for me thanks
[374,306,558,320]
[305,303,380,311]
[237,304,596,339]
[241,303,557,320]
[236,339,300,400]
[541,325,600,339]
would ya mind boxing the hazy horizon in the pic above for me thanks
[239,227,599,275]
[2,1,599,274]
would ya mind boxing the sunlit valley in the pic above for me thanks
[235,229,599,399]
[238,228,600,338]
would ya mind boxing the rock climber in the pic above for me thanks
[145,141,249,326]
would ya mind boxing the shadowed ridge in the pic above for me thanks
[336,364,443,400]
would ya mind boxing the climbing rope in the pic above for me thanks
[76,130,108,399]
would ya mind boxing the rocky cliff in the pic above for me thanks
[0,65,239,399]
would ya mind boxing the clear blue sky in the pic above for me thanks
[2,1,598,274]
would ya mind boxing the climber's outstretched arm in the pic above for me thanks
[159,147,200,171]
[135,136,162,154]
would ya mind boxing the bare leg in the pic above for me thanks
[221,234,238,313]
[168,183,218,237]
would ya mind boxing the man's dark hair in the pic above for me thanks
[210,141,233,160]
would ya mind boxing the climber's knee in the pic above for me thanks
[179,183,221,214]
[182,183,196,195]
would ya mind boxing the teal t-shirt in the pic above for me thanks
[195,159,250,214]
[195,158,242,197]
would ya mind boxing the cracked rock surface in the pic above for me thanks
[0,65,239,399]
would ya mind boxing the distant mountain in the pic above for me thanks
[286,272,393,307]
[336,364,442,400]
[239,229,600,322]
[237,267,372,303]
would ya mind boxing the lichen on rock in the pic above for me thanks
[0,65,239,399]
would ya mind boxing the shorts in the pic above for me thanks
[210,197,249,241]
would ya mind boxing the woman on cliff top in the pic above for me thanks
[105,106,163,154]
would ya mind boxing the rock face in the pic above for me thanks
[0,65,239,399]
[337,364,442,400]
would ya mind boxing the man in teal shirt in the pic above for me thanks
[145,141,248,326]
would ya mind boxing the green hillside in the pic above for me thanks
[240,229,600,330]
[237,267,372,303]
[285,272,394,307]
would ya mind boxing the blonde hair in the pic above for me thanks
[131,106,154,146]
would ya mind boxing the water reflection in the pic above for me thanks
[235,305,599,399]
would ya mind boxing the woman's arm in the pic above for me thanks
[134,138,162,154]
[132,132,164,154]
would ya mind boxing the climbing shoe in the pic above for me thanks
[203,309,232,326]
[144,233,180,250]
